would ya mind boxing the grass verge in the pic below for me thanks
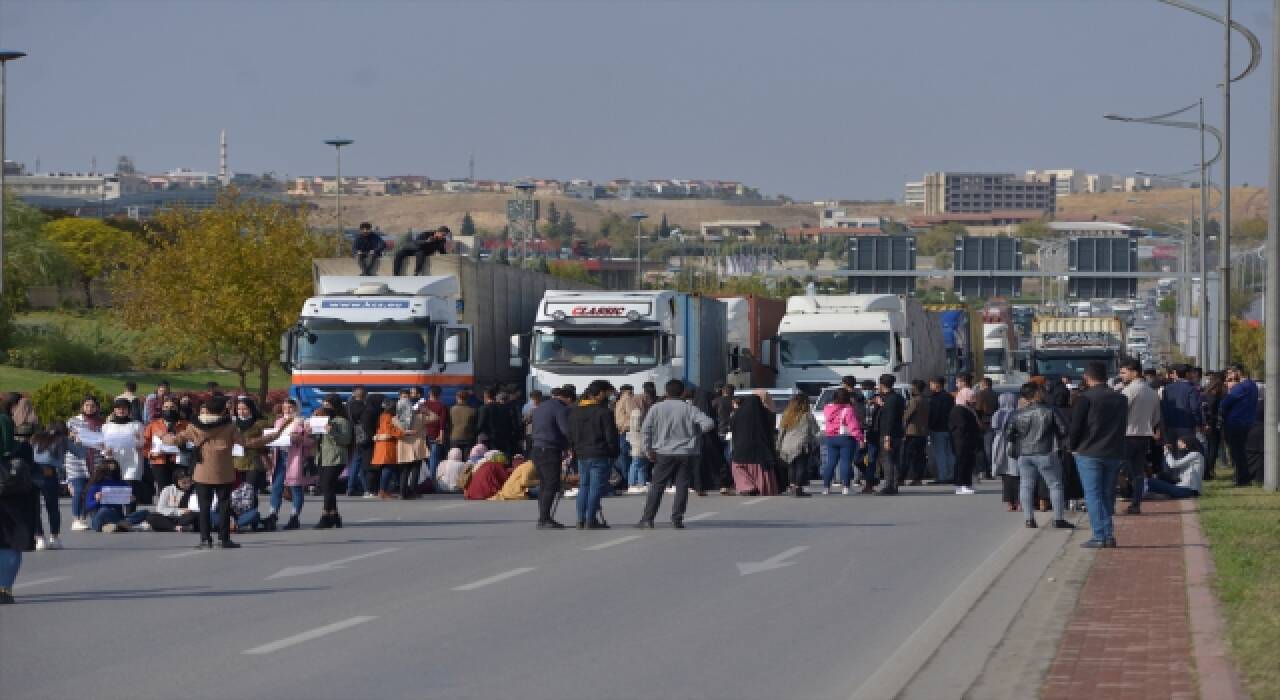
[1199,475,1280,699]
[0,365,290,396]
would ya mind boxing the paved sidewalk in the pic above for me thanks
[1041,499,1205,700]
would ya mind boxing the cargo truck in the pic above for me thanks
[1027,316,1126,381]
[717,295,785,389]
[925,305,973,386]
[981,300,1019,384]
[513,290,727,397]
[285,256,594,411]
[764,292,944,397]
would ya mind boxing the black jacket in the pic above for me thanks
[729,395,776,465]
[353,232,386,255]
[875,391,906,440]
[568,402,619,459]
[949,405,982,458]
[713,396,735,437]
[927,391,954,432]
[1007,402,1067,457]
[530,399,570,450]
[476,402,517,452]
[1068,384,1128,458]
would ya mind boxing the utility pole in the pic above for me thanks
[323,139,353,233]
[1263,0,1278,492]
[0,50,27,299]
[1198,99,1211,368]
[1219,0,1233,368]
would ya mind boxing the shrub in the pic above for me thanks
[32,377,107,426]
[5,332,129,373]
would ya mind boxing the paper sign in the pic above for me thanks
[151,436,180,455]
[232,445,245,457]
[104,432,137,451]
[265,432,293,448]
[77,430,104,447]
[100,486,133,506]
[309,416,330,434]
[263,427,280,437]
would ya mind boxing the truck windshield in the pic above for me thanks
[779,332,890,367]
[533,330,658,366]
[1033,355,1114,379]
[296,320,431,369]
[983,349,1004,373]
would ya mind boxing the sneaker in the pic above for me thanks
[362,493,378,499]
[626,486,643,495]
[34,536,47,551]
[719,488,729,495]
[821,487,830,495]
[101,523,119,533]
[136,521,153,532]
[841,486,851,496]
[564,488,579,497]
[1080,539,1107,549]
[71,519,89,532]
[639,484,649,493]
[1053,520,1076,529]
[45,536,62,550]
[958,487,976,495]
[664,486,675,494]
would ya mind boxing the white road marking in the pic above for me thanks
[161,550,203,559]
[685,511,718,522]
[583,535,642,551]
[434,503,465,511]
[740,497,769,506]
[355,517,384,524]
[242,616,377,655]
[13,576,68,589]
[736,545,811,576]
[452,567,536,591]
[266,547,399,580]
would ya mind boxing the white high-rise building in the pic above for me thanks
[1027,169,1087,196]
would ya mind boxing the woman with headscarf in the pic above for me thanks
[101,398,146,511]
[436,447,468,492]
[491,455,538,500]
[989,392,1020,510]
[370,400,403,499]
[143,395,190,496]
[729,394,779,496]
[0,423,37,603]
[693,390,729,497]
[949,387,982,495]
[232,396,269,492]
[314,393,352,528]
[395,400,430,499]
[1149,435,1204,499]
[465,451,511,500]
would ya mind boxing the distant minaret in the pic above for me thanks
[468,152,475,182]
[219,129,229,185]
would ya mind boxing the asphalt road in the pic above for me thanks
[1,484,1028,700]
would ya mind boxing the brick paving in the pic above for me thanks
[1041,500,1197,700]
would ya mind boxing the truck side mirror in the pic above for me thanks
[444,334,462,365]
[761,339,775,369]
[899,337,914,365]
[279,330,295,370]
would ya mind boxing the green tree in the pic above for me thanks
[460,212,476,238]
[560,210,577,238]
[2,193,71,311]
[545,202,561,238]
[32,377,107,426]
[1158,295,1178,315]
[657,213,671,239]
[1234,217,1266,244]
[113,190,341,401]
[43,217,142,307]
[547,260,596,284]
[803,248,821,270]
[1016,220,1053,239]
[1230,320,1264,374]
[918,223,964,256]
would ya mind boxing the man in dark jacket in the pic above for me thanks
[530,387,572,529]
[345,386,369,496]
[1160,366,1203,444]
[393,226,450,276]
[903,380,930,485]
[476,388,518,459]
[975,377,1000,478]
[874,374,906,494]
[927,376,955,484]
[1070,361,1129,548]
[1007,382,1071,528]
[1220,363,1260,485]
[352,222,386,276]
[567,381,619,530]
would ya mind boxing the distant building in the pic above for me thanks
[700,220,768,241]
[1027,169,1087,196]
[818,205,884,229]
[783,226,882,243]
[907,210,1044,236]
[921,171,1056,216]
[904,181,925,207]
[1085,174,1114,193]
[7,172,148,201]
[1048,221,1148,237]
[3,160,24,176]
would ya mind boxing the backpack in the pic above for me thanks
[0,454,33,497]
[458,464,475,491]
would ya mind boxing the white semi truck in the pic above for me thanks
[513,290,727,396]
[764,293,945,396]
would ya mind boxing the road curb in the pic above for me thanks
[847,522,1041,700]
[1180,499,1251,700]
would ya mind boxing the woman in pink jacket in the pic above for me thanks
[264,400,315,531]
[821,388,865,495]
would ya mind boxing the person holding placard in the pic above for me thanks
[101,399,146,512]
[260,399,314,530]
[84,459,150,532]
[314,394,352,529]
[232,397,269,493]
[166,396,245,549]
[66,396,104,531]
[143,397,190,497]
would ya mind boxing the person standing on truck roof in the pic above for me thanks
[353,222,385,276]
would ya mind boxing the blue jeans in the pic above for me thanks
[576,458,610,524]
[628,452,652,487]
[346,448,367,495]
[1075,454,1124,542]
[90,506,149,531]
[0,548,20,590]
[1018,454,1064,521]
[930,432,955,482]
[270,455,305,515]
[379,466,399,493]
[617,435,632,484]
[69,477,88,519]
[31,473,61,536]
[1145,479,1199,499]
[862,440,879,484]
[213,509,262,529]
[426,441,445,481]
[822,436,857,488]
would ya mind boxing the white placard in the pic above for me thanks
[104,432,137,451]
[265,432,293,449]
[309,416,330,434]
[76,430,104,447]
[262,427,280,437]
[232,444,245,457]
[100,485,133,506]
[151,436,181,455]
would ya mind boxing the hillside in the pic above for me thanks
[1056,186,1267,225]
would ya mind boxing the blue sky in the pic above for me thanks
[1,0,1273,199]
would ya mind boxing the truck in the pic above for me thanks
[284,256,594,411]
[513,290,727,397]
[925,305,972,385]
[981,300,1019,384]
[717,295,786,389]
[1027,316,1127,381]
[765,292,944,397]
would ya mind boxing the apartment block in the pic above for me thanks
[921,171,1056,216]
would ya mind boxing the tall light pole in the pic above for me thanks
[1263,0,1278,491]
[1154,0,1262,367]
[631,211,648,287]
[514,181,535,265]
[323,138,353,234]
[0,50,27,299]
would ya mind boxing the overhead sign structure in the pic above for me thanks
[847,235,917,295]
[1069,238,1139,299]
[954,236,1022,298]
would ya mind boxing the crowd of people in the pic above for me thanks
[0,358,1266,603]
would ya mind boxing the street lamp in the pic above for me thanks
[323,138,353,234]
[631,212,648,287]
[514,180,536,265]
[1153,0,1263,370]
[0,49,27,299]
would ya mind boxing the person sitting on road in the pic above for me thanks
[146,469,198,532]
[353,222,386,276]
[85,459,151,533]
[211,480,264,532]
[464,451,511,500]
[436,448,468,492]
[491,455,539,501]
[1147,436,1204,500]
[467,444,487,464]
